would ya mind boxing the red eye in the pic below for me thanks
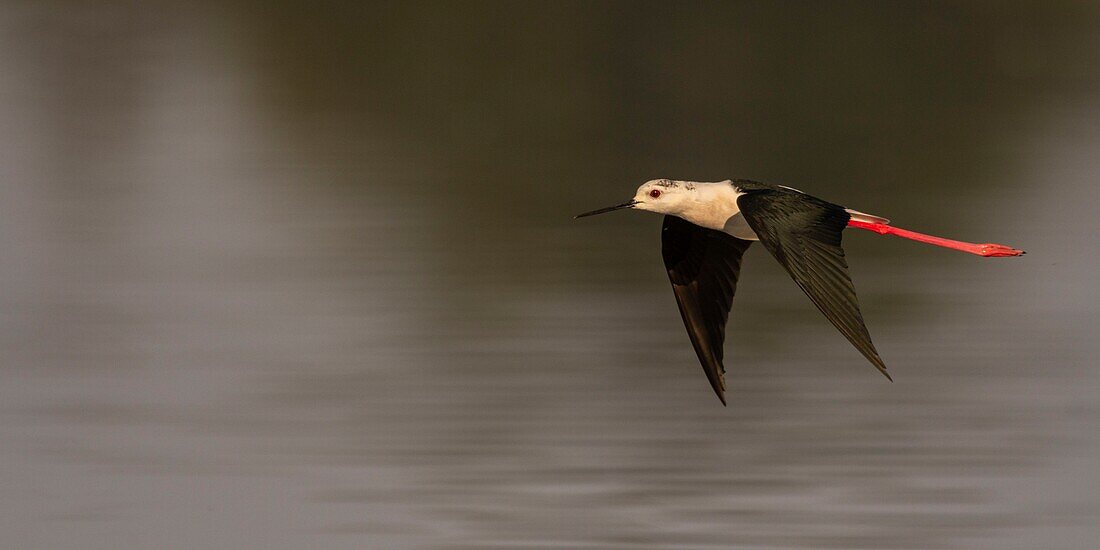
[649,189,662,199]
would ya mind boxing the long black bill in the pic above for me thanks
[574,200,638,219]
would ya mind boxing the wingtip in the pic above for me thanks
[712,384,728,406]
[872,357,893,382]
[714,377,728,406]
[867,354,893,382]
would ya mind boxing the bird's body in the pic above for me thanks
[576,179,1024,405]
[612,178,893,240]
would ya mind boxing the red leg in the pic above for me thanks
[847,220,1025,257]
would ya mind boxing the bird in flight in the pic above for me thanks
[575,179,1024,405]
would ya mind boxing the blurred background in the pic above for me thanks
[0,2,1097,548]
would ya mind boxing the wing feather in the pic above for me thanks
[661,215,753,405]
[737,190,890,379]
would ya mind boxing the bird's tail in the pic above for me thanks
[845,209,891,225]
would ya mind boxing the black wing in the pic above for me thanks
[662,215,753,405]
[737,189,891,379]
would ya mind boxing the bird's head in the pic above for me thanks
[574,179,692,218]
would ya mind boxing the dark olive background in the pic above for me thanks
[0,2,1097,548]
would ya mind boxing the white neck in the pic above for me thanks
[664,179,743,226]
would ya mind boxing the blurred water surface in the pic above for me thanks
[0,2,1098,549]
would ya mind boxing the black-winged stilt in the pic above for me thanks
[575,179,1024,405]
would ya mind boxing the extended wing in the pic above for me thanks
[737,189,890,379]
[662,215,753,405]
